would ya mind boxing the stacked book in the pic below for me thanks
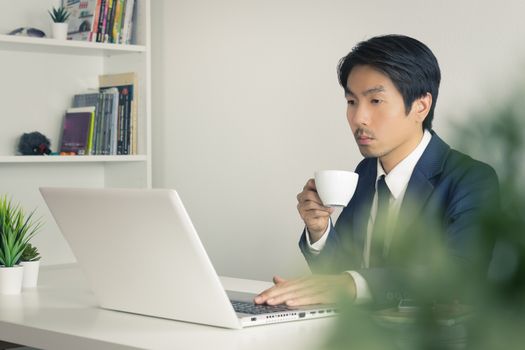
[59,72,138,155]
[64,0,136,44]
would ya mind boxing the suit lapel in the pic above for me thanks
[395,132,451,235]
[395,169,434,235]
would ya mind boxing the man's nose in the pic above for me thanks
[350,105,370,126]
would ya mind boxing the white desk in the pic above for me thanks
[0,265,334,350]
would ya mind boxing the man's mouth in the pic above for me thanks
[356,134,374,145]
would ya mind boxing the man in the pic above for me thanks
[255,34,499,307]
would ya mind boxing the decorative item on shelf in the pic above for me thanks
[63,0,99,42]
[48,5,71,40]
[20,243,41,288]
[0,196,43,295]
[6,27,46,38]
[17,131,52,155]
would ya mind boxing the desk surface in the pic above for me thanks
[0,265,334,350]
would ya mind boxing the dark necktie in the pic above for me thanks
[370,175,391,267]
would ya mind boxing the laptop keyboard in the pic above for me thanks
[231,300,291,315]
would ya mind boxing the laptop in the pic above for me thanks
[40,187,337,329]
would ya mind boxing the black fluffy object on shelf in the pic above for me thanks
[18,132,52,155]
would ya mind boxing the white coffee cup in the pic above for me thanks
[314,170,359,207]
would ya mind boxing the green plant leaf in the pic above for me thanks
[0,196,43,267]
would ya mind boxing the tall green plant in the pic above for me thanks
[0,196,42,267]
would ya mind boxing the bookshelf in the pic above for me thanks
[0,34,146,55]
[0,155,147,163]
[0,0,151,265]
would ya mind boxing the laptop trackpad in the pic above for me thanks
[226,290,258,303]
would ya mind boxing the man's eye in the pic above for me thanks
[347,100,356,106]
[371,99,382,104]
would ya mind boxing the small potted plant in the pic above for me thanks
[0,196,42,294]
[48,5,70,40]
[20,243,41,288]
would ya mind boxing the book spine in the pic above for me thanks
[98,94,107,154]
[121,0,135,44]
[102,0,111,43]
[90,0,102,41]
[118,0,127,44]
[117,90,125,155]
[107,0,117,43]
[94,93,104,154]
[116,103,123,154]
[124,87,130,155]
[110,89,120,155]
[104,93,114,155]
[97,0,107,42]
[128,0,137,44]
[87,110,95,154]
[131,92,137,154]
[112,0,125,44]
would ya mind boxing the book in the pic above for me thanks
[99,72,138,154]
[105,0,116,43]
[60,107,95,155]
[88,0,102,41]
[64,0,99,41]
[99,88,119,154]
[112,0,125,43]
[97,0,108,42]
[72,90,120,155]
[72,91,100,154]
[120,0,135,44]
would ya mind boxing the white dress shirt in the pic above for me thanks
[306,130,432,303]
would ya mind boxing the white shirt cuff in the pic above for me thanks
[346,271,373,304]
[305,218,331,254]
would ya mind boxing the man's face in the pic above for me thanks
[345,65,425,170]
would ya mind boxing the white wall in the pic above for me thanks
[151,0,525,281]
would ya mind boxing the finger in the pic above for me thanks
[303,178,316,191]
[255,282,291,304]
[301,210,333,221]
[254,285,278,304]
[264,278,322,305]
[255,277,314,304]
[300,200,333,213]
[273,275,287,284]
[299,203,330,217]
[266,281,327,306]
[298,190,323,204]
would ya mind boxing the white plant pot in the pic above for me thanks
[0,265,24,295]
[21,260,40,288]
[52,22,68,40]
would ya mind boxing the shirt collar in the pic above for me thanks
[376,129,432,199]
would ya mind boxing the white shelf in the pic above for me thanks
[0,155,147,163]
[0,0,151,265]
[0,34,146,56]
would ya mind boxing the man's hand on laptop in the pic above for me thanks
[254,274,356,306]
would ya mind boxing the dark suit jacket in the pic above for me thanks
[299,131,499,306]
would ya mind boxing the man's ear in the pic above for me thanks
[413,93,432,123]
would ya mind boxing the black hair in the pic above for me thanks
[337,34,441,130]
